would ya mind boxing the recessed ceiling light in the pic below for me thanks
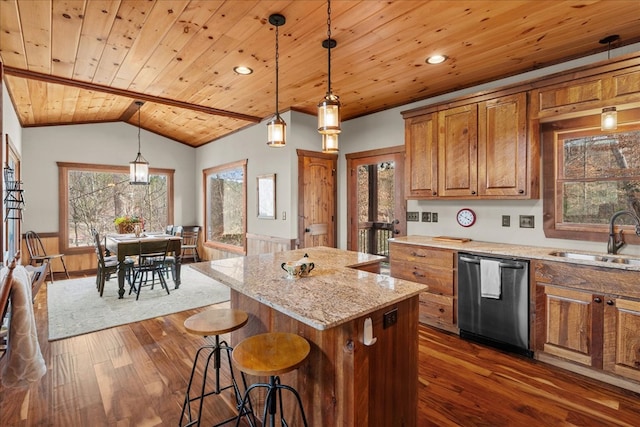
[233,66,253,75]
[426,55,447,65]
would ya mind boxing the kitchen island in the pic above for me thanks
[192,246,427,426]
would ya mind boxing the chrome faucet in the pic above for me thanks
[607,210,640,254]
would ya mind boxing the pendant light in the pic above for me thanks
[267,13,286,147]
[130,101,149,185]
[601,106,617,131]
[318,0,341,153]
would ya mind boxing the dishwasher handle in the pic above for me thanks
[459,255,525,270]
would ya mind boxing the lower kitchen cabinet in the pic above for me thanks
[389,242,456,332]
[604,297,640,382]
[534,260,640,388]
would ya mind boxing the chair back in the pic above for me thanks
[137,239,170,268]
[25,231,47,260]
[91,228,108,267]
[181,226,200,247]
[165,224,174,235]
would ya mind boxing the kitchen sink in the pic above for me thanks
[549,251,609,262]
[549,251,640,265]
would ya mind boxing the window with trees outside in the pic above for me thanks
[204,160,247,254]
[542,113,640,243]
[58,162,173,252]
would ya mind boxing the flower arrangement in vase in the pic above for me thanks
[114,215,144,234]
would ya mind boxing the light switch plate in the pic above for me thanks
[502,215,510,227]
[407,211,419,222]
[422,212,431,222]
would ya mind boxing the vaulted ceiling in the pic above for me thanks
[1,0,640,147]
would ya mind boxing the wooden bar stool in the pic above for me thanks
[232,332,310,427]
[180,308,250,427]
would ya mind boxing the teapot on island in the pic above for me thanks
[280,253,315,278]
[297,253,315,276]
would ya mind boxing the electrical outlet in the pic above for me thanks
[383,308,398,329]
[431,212,438,222]
[502,215,510,227]
[519,215,535,228]
[407,211,419,221]
[422,212,431,222]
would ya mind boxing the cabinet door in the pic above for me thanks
[539,285,604,368]
[478,92,528,197]
[604,297,640,382]
[405,113,438,198]
[438,104,478,197]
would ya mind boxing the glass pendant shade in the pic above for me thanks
[322,133,339,153]
[601,107,617,131]
[318,94,341,135]
[267,114,286,147]
[130,153,149,185]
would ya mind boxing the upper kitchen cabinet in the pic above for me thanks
[402,91,538,199]
[404,113,438,198]
[438,104,478,197]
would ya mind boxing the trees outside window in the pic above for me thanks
[59,162,173,251]
[204,160,246,254]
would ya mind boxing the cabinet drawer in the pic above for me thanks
[389,244,453,268]
[419,293,455,326]
[390,260,454,295]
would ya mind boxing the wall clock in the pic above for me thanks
[456,208,476,227]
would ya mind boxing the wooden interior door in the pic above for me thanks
[297,149,337,248]
[346,146,406,254]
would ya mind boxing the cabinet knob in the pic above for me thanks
[594,297,602,303]
[606,300,614,306]
[518,189,524,194]
[432,191,437,196]
[471,191,476,195]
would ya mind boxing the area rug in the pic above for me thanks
[47,266,230,341]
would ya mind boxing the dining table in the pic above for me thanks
[105,233,182,299]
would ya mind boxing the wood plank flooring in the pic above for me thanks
[1,279,639,426]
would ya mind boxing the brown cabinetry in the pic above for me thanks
[389,242,456,332]
[403,92,536,199]
[534,260,640,388]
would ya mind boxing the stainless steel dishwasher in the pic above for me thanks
[457,253,531,356]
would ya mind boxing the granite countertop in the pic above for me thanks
[190,246,427,331]
[390,235,640,271]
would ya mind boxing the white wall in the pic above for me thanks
[22,122,195,232]
[2,81,22,156]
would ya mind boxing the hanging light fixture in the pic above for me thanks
[601,106,618,131]
[266,13,286,147]
[130,101,149,185]
[318,0,340,153]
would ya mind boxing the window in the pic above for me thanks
[204,160,247,254]
[58,162,174,252]
[542,111,640,243]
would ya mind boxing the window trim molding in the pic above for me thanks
[57,161,174,253]
[542,109,640,244]
[202,159,247,255]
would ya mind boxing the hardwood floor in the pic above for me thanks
[1,279,639,426]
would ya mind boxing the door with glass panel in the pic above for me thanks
[346,147,405,258]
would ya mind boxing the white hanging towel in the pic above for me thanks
[480,259,502,299]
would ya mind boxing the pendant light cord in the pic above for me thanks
[275,22,280,116]
[326,0,332,95]
[137,103,142,154]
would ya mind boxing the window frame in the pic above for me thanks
[58,162,174,254]
[542,108,640,244]
[202,159,247,255]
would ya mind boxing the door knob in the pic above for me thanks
[305,228,311,232]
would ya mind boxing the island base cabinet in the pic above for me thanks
[604,298,640,382]
[230,290,420,426]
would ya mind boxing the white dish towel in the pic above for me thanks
[480,259,502,299]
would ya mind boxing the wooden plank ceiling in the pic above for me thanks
[1,0,639,147]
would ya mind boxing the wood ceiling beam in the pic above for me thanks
[3,66,261,123]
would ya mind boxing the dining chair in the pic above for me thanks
[165,224,174,235]
[180,226,201,263]
[24,231,70,283]
[92,229,133,297]
[129,239,171,300]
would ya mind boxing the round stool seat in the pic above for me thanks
[232,332,310,377]
[184,308,248,336]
